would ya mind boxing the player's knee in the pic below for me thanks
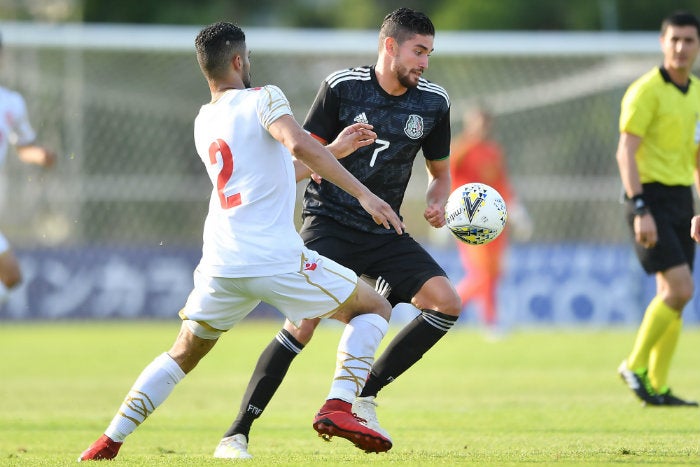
[415,291,461,317]
[413,277,462,317]
[668,285,694,310]
[373,296,392,321]
[284,318,319,344]
[441,293,462,317]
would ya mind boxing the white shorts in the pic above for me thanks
[180,247,358,338]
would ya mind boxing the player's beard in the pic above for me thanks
[242,62,252,88]
[396,63,421,89]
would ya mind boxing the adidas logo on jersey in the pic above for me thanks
[354,112,369,124]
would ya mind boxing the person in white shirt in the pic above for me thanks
[0,33,55,303]
[78,21,404,461]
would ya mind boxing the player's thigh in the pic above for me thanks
[181,270,261,336]
[331,278,391,324]
[364,234,450,305]
[249,247,360,326]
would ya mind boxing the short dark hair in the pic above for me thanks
[195,22,246,80]
[661,10,700,36]
[379,7,434,47]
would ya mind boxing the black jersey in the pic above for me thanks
[302,65,451,234]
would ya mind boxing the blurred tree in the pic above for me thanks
[2,0,700,31]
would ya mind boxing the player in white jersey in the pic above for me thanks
[79,21,404,461]
[0,33,56,303]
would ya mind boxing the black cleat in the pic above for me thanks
[657,389,699,407]
[617,360,662,406]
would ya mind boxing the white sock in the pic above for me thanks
[326,313,388,403]
[104,353,186,442]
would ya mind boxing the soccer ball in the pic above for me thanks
[444,183,507,245]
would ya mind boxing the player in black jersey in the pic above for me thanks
[215,8,460,458]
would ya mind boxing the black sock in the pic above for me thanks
[223,329,303,439]
[360,309,456,398]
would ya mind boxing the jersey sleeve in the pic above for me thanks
[257,85,293,130]
[9,92,37,146]
[619,80,655,137]
[302,78,341,144]
[422,104,451,160]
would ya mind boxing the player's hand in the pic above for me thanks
[18,145,56,168]
[634,213,657,249]
[691,215,700,243]
[327,123,376,159]
[358,192,404,235]
[424,203,446,228]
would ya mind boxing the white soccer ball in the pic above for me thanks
[444,183,507,245]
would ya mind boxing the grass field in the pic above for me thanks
[1,320,699,466]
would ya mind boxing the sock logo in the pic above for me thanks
[121,390,156,424]
[247,404,263,416]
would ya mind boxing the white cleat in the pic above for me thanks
[213,434,253,459]
[352,396,392,443]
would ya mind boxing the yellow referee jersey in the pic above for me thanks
[619,67,700,186]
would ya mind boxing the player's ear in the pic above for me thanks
[232,53,242,70]
[383,37,398,57]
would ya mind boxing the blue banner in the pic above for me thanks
[1,244,697,325]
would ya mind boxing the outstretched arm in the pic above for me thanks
[293,123,376,183]
[270,115,403,234]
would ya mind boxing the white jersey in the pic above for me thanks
[193,85,304,278]
[0,86,36,167]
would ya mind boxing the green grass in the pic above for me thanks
[1,321,699,466]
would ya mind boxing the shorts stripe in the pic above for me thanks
[178,308,227,333]
[299,253,354,306]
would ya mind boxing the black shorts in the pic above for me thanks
[625,183,695,274]
[300,215,447,306]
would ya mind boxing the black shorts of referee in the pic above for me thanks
[625,182,695,274]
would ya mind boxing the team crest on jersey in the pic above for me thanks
[404,114,424,139]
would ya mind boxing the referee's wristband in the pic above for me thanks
[629,194,650,216]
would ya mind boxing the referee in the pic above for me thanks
[616,10,700,407]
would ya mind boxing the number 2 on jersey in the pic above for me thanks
[209,139,242,209]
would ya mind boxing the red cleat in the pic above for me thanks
[312,399,392,453]
[78,434,123,461]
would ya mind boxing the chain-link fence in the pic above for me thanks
[0,24,667,248]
